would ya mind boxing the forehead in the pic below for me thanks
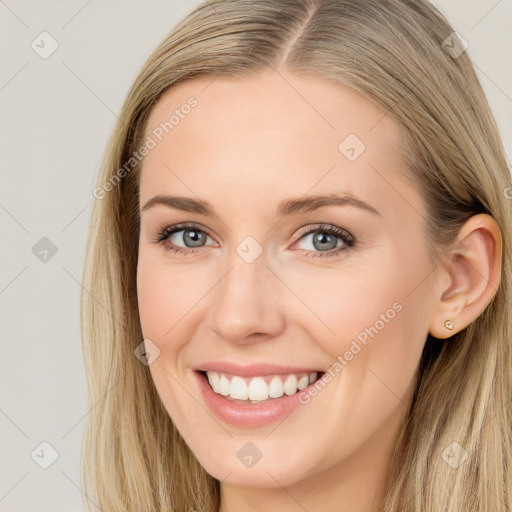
[139,70,422,222]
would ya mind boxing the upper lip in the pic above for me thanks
[194,361,323,377]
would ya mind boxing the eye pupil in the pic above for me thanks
[313,231,337,251]
[184,230,206,247]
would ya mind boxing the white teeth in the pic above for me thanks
[248,377,268,401]
[297,375,309,390]
[208,371,220,393]
[268,376,284,398]
[219,374,230,396]
[283,375,298,395]
[230,376,248,400]
[205,370,321,402]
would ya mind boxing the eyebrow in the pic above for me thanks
[140,192,381,217]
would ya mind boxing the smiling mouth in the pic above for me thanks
[198,370,325,404]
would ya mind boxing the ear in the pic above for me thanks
[428,213,502,339]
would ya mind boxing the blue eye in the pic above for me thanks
[154,223,216,255]
[153,222,355,259]
[293,224,355,258]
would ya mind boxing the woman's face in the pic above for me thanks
[137,69,438,488]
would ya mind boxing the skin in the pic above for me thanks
[136,69,502,512]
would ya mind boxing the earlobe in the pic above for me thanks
[428,214,502,339]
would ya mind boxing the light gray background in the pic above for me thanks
[1,1,511,511]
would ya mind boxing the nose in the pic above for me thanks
[208,251,286,344]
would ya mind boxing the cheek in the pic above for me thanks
[300,251,430,403]
[280,258,404,352]
[136,257,200,430]
[137,257,187,358]
[137,262,171,341]
[136,254,202,342]
[135,254,221,378]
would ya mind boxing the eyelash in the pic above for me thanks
[152,222,355,259]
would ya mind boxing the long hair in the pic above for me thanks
[80,1,512,510]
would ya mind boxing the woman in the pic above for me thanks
[81,1,512,510]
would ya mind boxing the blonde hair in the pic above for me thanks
[80,1,512,510]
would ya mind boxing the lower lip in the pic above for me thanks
[193,370,317,428]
